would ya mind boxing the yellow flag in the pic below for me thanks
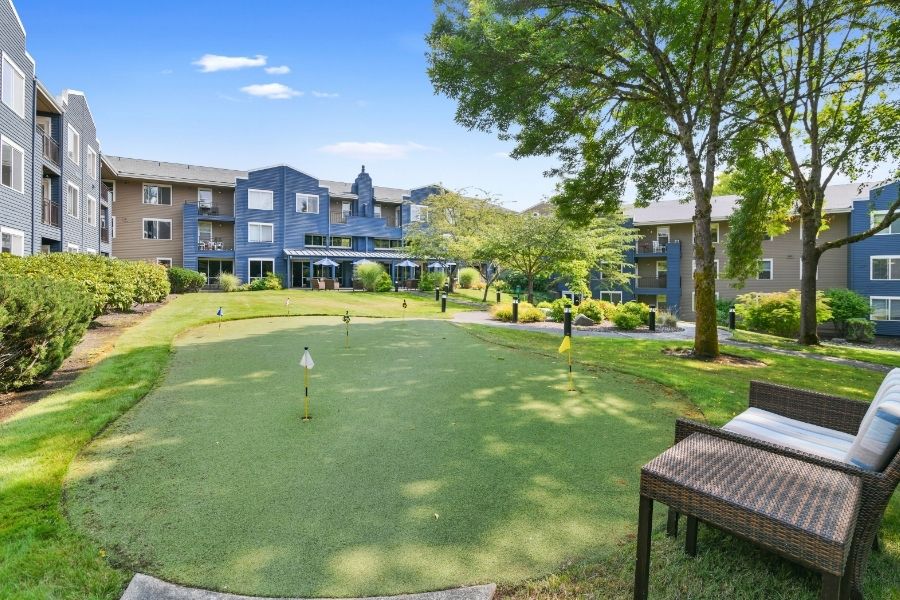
[558,335,571,353]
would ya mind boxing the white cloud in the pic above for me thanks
[240,83,303,100]
[311,91,340,98]
[265,65,291,75]
[193,54,267,72]
[319,141,433,160]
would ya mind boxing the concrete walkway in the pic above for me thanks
[121,574,496,600]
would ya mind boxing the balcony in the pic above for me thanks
[636,276,668,289]
[42,195,60,227]
[330,210,350,224]
[101,226,110,244]
[198,240,234,252]
[636,240,668,255]
[100,182,112,204]
[38,127,60,165]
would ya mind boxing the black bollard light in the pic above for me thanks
[564,306,572,336]
[435,287,440,301]
[649,305,656,332]
[496,290,501,303]
[395,280,400,293]
[512,297,519,323]
[441,292,447,313]
[574,294,582,307]
[728,306,736,330]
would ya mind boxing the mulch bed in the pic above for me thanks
[662,347,767,367]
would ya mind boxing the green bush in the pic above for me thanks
[375,271,394,292]
[549,297,576,322]
[577,299,606,322]
[536,301,553,309]
[357,263,386,291]
[0,275,94,391]
[490,301,545,323]
[418,271,447,292]
[128,261,170,304]
[845,318,876,343]
[622,301,650,323]
[218,273,241,292]
[612,310,643,330]
[734,290,831,338]
[716,299,736,326]
[458,267,482,289]
[824,289,871,337]
[247,272,283,291]
[168,267,206,294]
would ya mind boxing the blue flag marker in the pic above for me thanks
[217,306,223,329]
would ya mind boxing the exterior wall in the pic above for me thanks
[59,93,101,253]
[0,1,35,254]
[850,182,900,336]
[33,107,63,250]
[111,179,186,265]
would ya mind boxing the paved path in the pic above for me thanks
[121,574,496,600]
[453,311,893,372]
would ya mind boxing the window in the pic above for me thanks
[198,221,213,242]
[296,193,319,213]
[1,137,24,192]
[111,216,117,239]
[871,297,900,321]
[143,218,172,240]
[66,182,79,217]
[600,291,623,304]
[248,222,274,243]
[86,195,97,226]
[871,256,900,280]
[758,259,773,280]
[0,226,24,256]
[330,236,351,248]
[198,188,213,207]
[410,204,427,223]
[374,204,382,218]
[67,125,80,165]
[248,189,273,210]
[872,211,900,235]
[86,147,98,179]
[304,234,325,247]
[143,184,172,205]
[1,55,26,118]
[156,258,173,268]
[657,226,670,245]
[711,223,720,243]
[374,238,404,249]
[249,259,274,282]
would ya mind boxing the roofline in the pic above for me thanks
[245,163,321,180]
[630,206,852,226]
[100,154,119,176]
[8,0,26,38]
[870,178,899,192]
[35,80,63,114]
[58,89,101,147]
[110,172,240,188]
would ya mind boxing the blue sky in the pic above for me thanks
[17,0,559,210]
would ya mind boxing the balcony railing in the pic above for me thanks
[636,240,667,254]
[198,240,233,252]
[101,227,110,244]
[42,194,60,227]
[636,276,668,289]
[330,211,350,224]
[100,182,112,204]
[38,128,60,165]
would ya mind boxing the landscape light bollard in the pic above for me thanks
[564,306,572,337]
[729,306,736,330]
[441,292,447,313]
[512,297,519,323]
[649,305,656,332]
[496,290,501,303]
[435,287,440,301]
[395,280,400,293]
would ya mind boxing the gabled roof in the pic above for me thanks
[105,156,247,187]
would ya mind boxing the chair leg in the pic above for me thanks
[820,573,841,600]
[666,507,679,537]
[685,515,698,557]
[634,495,654,600]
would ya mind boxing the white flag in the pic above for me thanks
[299,349,315,369]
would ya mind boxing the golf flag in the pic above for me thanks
[216,307,223,317]
[558,335,571,353]
[300,349,315,369]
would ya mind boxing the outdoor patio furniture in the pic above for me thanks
[666,379,900,600]
[636,432,861,600]
[405,278,419,289]
[352,279,365,291]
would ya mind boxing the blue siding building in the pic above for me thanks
[849,180,900,336]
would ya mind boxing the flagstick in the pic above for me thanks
[303,366,311,421]
[568,343,575,391]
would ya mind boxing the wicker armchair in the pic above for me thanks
[670,381,900,600]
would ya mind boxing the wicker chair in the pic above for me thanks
[670,381,900,600]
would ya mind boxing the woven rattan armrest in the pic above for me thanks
[748,381,869,436]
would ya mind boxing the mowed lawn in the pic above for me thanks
[65,317,692,598]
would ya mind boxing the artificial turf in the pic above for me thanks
[64,317,693,598]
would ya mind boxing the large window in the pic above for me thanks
[304,234,325,247]
[1,137,24,193]
[872,211,900,235]
[66,182,79,217]
[198,188,213,208]
[143,218,172,240]
[330,236,352,248]
[86,195,97,226]
[1,55,26,118]
[758,259,773,280]
[600,291,623,304]
[248,222,274,243]
[871,256,900,280]
[871,297,900,321]
[86,147,98,179]
[248,189,273,210]
[296,193,319,213]
[198,221,213,242]
[249,259,274,282]
[374,238,403,249]
[0,226,24,256]
[143,184,172,205]
[409,204,427,223]
[67,125,80,165]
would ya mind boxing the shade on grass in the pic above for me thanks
[65,317,693,597]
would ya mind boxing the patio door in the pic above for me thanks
[656,261,667,286]
[292,260,310,287]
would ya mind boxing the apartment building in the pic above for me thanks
[0,0,108,257]
[104,157,439,286]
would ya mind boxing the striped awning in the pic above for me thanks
[283,248,415,260]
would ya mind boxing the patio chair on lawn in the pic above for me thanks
[666,373,900,600]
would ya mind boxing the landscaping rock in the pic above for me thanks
[573,314,595,326]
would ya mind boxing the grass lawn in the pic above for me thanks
[728,329,899,369]
[450,287,515,304]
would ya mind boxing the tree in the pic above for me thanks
[723,0,900,344]
[428,0,786,358]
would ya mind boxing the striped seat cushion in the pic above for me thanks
[723,407,855,462]
[846,396,900,471]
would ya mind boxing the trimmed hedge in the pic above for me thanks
[612,301,651,330]
[0,275,94,391]
[168,267,206,294]
[491,301,545,323]
[735,289,831,338]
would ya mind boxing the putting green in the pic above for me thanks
[65,317,691,597]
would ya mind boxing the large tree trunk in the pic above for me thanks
[798,213,822,345]
[527,275,534,304]
[692,208,720,359]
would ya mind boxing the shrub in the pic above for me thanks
[594,299,618,320]
[716,299,736,326]
[621,301,650,323]
[375,271,394,292]
[577,299,606,322]
[612,310,643,330]
[0,275,94,391]
[549,297,576,322]
[128,261,170,304]
[824,289,871,337]
[734,289,831,338]
[218,273,241,292]
[657,309,679,328]
[418,271,446,292]
[357,263,386,291]
[845,318,876,343]
[490,301,545,323]
[168,267,206,294]
[536,301,553,309]
[458,267,482,289]
[248,272,283,291]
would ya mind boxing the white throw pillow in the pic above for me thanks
[846,396,900,471]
